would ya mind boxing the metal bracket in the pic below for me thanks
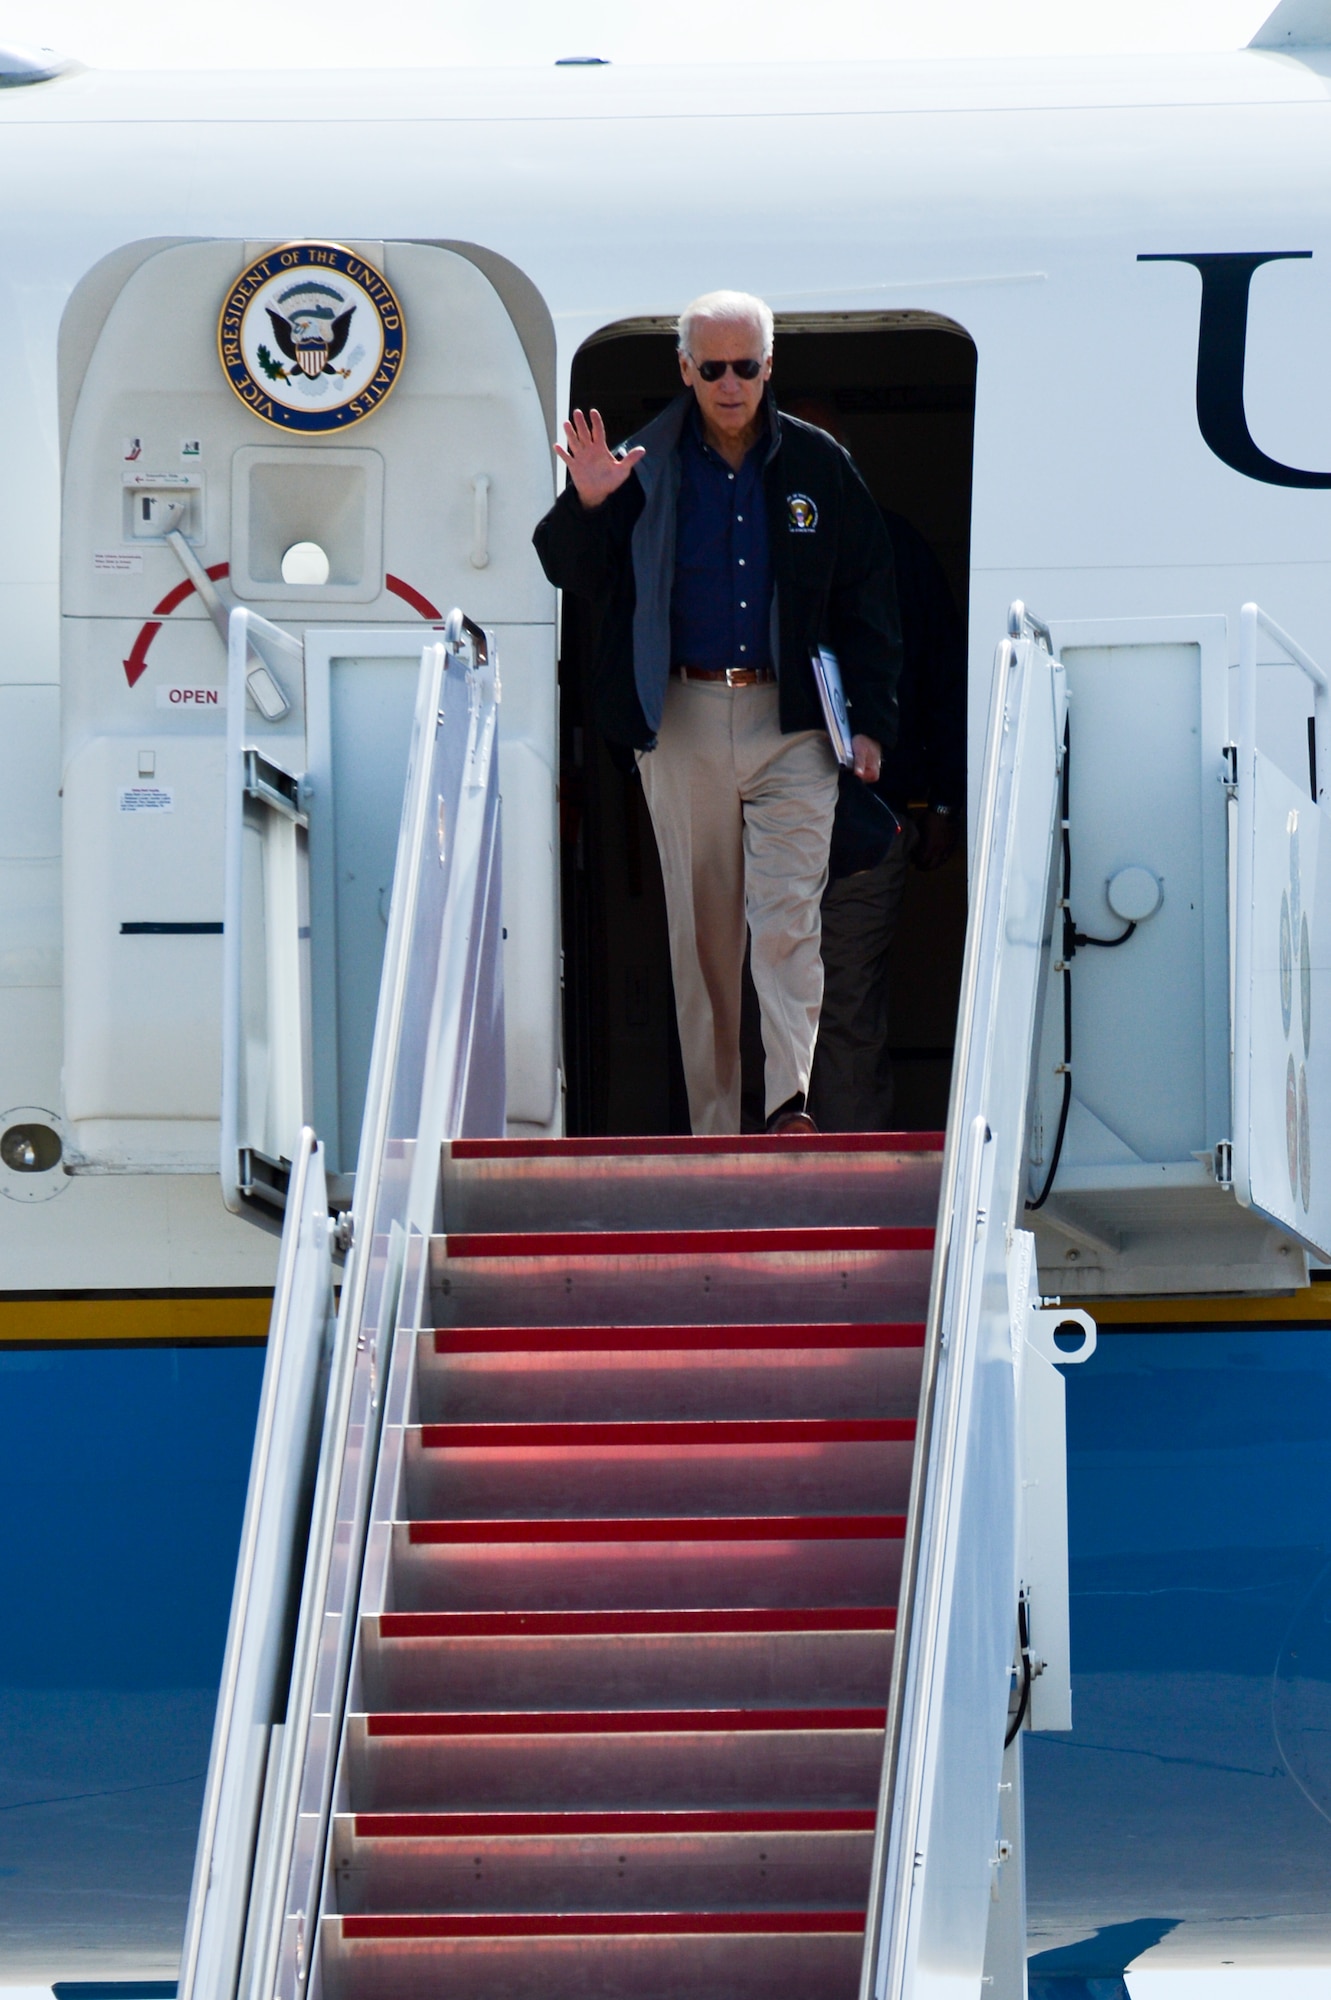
[243,748,308,826]
[1027,1304,1097,1366]
[237,1145,292,1215]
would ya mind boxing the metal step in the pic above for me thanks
[440,1133,943,1235]
[390,1515,904,1613]
[430,1237,934,1329]
[321,1911,865,2000]
[345,1708,886,1812]
[401,1418,916,1519]
[450,1134,940,1158]
[416,1322,926,1423]
[445,1225,933,1259]
[361,1608,895,1712]
[332,1807,874,1912]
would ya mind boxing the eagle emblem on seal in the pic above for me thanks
[260,280,357,383]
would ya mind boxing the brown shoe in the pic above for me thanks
[767,1110,820,1136]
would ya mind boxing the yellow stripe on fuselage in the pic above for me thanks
[0,1292,273,1344]
[2,1286,1328,1342]
[1074,1287,1331,1327]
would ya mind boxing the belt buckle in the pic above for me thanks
[725,666,745,687]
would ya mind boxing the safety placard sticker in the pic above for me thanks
[94,551,144,575]
[156,685,225,710]
[118,786,174,813]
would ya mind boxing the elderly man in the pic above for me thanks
[534,291,902,1135]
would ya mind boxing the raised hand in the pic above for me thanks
[554,408,646,509]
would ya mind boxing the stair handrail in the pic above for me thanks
[179,1128,334,2000]
[862,612,1066,2000]
[191,614,505,2000]
[246,612,505,2000]
[860,618,1022,2000]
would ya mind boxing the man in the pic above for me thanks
[533,291,902,1136]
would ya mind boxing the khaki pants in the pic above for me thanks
[637,677,838,1135]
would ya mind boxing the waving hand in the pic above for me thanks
[555,408,646,510]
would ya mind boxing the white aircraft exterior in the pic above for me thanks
[7,10,1331,1987]
[4,15,1331,1299]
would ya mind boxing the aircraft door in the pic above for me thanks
[60,238,557,1178]
[1024,614,1279,1294]
[303,626,436,1183]
[1029,613,1230,1169]
[222,610,497,1213]
[1231,604,1331,1258]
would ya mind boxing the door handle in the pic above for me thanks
[470,474,490,570]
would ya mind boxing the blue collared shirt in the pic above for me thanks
[670,402,773,671]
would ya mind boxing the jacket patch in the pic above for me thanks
[787,492,818,532]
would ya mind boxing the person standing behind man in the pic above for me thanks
[809,501,966,1132]
[533,292,903,1135]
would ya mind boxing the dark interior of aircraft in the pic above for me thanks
[557,317,977,1135]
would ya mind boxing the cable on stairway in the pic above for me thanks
[1026,717,1136,1213]
[1004,1592,1034,1747]
[1026,722,1074,1211]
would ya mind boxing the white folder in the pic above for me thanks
[811,646,855,767]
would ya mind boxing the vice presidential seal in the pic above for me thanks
[218,242,405,433]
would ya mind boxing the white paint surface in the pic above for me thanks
[0,1,1276,69]
[1130,1973,1331,1997]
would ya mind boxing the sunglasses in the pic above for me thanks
[695,357,764,383]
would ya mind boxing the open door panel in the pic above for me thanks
[1232,603,1331,1259]
[1026,612,1303,1295]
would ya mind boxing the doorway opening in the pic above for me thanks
[558,313,977,1136]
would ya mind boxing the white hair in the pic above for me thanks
[677,290,775,361]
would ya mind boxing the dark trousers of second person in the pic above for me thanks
[808,815,919,1131]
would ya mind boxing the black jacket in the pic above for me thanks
[533,393,902,754]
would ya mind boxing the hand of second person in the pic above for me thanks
[851,733,882,784]
[554,408,646,509]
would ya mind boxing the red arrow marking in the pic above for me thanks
[124,568,443,688]
[385,572,443,620]
[123,621,163,687]
[123,562,231,687]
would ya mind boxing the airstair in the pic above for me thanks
[179,603,1099,2000]
[326,1129,934,1998]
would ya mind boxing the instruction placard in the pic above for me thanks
[118,786,175,814]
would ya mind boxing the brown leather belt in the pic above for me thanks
[672,664,776,687]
